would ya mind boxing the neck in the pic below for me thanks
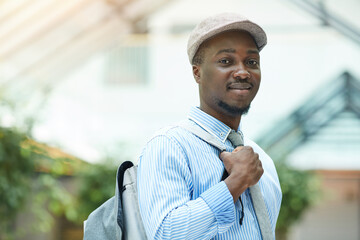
[221,117,241,131]
[199,105,241,130]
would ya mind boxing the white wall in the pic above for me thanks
[32,0,360,165]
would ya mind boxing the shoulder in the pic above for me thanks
[140,121,218,161]
[138,123,204,176]
[139,123,194,159]
[146,123,194,148]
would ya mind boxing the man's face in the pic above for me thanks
[193,31,261,121]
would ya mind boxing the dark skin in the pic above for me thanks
[192,31,264,202]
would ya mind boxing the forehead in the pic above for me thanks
[202,30,258,55]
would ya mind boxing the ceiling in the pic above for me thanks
[0,0,168,94]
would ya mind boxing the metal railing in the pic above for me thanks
[257,71,360,159]
[290,0,360,46]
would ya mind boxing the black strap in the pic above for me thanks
[221,169,244,225]
[221,170,228,181]
[118,161,134,193]
[116,161,134,239]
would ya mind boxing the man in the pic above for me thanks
[137,13,282,239]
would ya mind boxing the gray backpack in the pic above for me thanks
[83,121,227,240]
[83,161,147,240]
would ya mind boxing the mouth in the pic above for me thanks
[227,82,253,91]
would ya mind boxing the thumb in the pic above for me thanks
[219,151,231,161]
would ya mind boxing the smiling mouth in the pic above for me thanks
[227,82,252,91]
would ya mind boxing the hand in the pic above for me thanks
[219,146,263,202]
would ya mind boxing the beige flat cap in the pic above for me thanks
[187,12,267,64]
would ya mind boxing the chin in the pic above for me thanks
[218,101,251,116]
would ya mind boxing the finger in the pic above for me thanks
[233,146,244,153]
[219,151,231,161]
[243,146,254,152]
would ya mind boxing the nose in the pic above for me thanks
[233,64,250,80]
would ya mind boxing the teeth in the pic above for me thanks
[228,83,252,90]
[229,87,250,90]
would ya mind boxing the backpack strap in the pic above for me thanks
[116,161,148,240]
[177,120,227,152]
[83,163,133,240]
[116,161,134,235]
[178,119,229,180]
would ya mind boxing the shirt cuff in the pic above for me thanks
[200,181,236,231]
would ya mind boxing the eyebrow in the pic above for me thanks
[247,49,260,55]
[215,48,260,56]
[216,48,236,55]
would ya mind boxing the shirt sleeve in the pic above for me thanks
[137,135,236,240]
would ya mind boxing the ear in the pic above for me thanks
[192,65,201,83]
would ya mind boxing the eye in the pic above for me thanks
[247,59,259,66]
[218,58,232,65]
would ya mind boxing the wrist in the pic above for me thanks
[224,174,248,203]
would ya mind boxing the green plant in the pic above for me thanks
[0,86,86,239]
[275,160,321,239]
[0,126,83,239]
[72,159,118,224]
[0,128,35,239]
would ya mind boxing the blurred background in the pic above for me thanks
[0,0,359,239]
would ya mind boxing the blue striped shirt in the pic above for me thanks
[137,106,282,239]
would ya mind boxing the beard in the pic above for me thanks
[218,100,251,116]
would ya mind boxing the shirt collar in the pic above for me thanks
[188,106,241,143]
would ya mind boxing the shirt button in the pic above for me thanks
[220,132,224,137]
